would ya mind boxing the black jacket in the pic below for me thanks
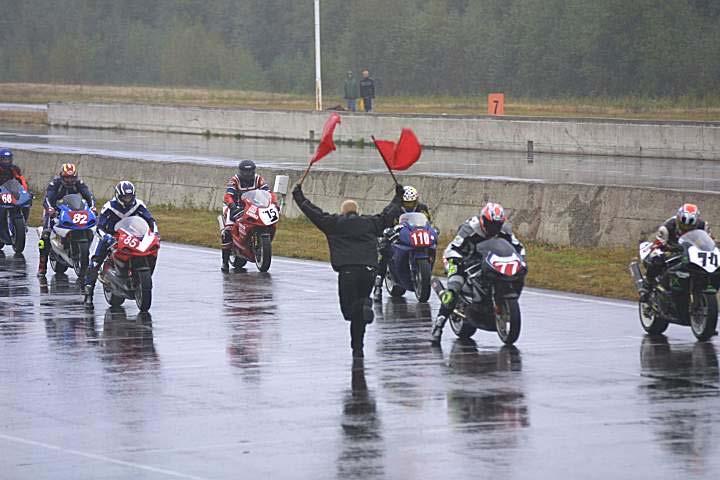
[293,187,400,271]
[44,176,95,210]
[359,77,375,98]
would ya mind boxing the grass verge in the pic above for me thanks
[1,82,718,122]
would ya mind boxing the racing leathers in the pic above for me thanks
[38,176,96,271]
[431,216,525,343]
[220,173,269,272]
[374,202,433,297]
[0,163,30,219]
[83,198,157,301]
[643,216,710,290]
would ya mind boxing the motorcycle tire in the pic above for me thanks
[449,313,476,339]
[50,253,69,274]
[103,283,125,307]
[135,270,153,312]
[413,259,432,303]
[11,216,26,254]
[233,256,247,270]
[639,299,668,335]
[384,272,406,297]
[254,233,272,272]
[690,293,718,341]
[73,241,90,279]
[496,298,522,345]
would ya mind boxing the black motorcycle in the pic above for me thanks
[629,230,720,341]
[433,237,527,345]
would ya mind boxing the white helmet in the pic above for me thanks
[402,186,419,210]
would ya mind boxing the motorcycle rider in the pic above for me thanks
[220,160,270,273]
[37,163,96,276]
[430,202,525,344]
[641,203,709,298]
[374,185,433,299]
[83,181,157,304]
[0,147,30,219]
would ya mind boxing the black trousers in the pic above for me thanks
[363,97,373,112]
[338,265,375,350]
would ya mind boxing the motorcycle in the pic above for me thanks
[226,190,280,272]
[40,193,97,278]
[432,237,527,345]
[98,217,160,312]
[629,230,720,340]
[384,212,438,302]
[0,179,32,254]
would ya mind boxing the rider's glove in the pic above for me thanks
[447,258,459,276]
[46,207,56,216]
[91,206,97,214]
[230,204,243,220]
[395,184,405,197]
[441,290,455,306]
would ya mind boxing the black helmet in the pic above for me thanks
[114,181,136,208]
[238,160,256,184]
[0,148,12,166]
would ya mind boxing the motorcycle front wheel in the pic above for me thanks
[103,283,125,307]
[50,252,69,274]
[253,233,272,272]
[384,271,406,297]
[11,215,26,253]
[413,258,432,303]
[495,298,521,345]
[73,241,90,279]
[690,293,718,341]
[135,270,153,312]
[639,297,669,335]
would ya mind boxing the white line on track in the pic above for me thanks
[161,243,636,308]
[0,433,211,480]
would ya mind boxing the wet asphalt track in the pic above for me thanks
[1,232,719,479]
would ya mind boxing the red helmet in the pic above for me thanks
[676,203,699,233]
[479,202,506,236]
[60,163,78,186]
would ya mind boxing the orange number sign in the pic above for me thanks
[488,93,505,115]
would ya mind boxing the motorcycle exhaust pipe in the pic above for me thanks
[629,261,645,293]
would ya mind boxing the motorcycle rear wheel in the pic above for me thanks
[496,298,521,345]
[50,253,69,274]
[690,293,718,341]
[254,233,272,272]
[11,216,26,254]
[639,298,668,335]
[73,241,90,279]
[103,283,125,307]
[413,259,432,303]
[135,270,153,312]
[449,311,477,339]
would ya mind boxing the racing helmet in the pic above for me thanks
[479,202,506,237]
[238,160,257,185]
[60,163,78,187]
[0,148,12,166]
[402,185,419,210]
[114,181,136,208]
[676,203,699,233]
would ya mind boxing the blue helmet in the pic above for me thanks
[0,148,12,166]
[114,181,136,208]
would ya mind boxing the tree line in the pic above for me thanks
[0,0,718,98]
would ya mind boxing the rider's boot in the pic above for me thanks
[430,315,447,345]
[37,232,49,277]
[221,249,231,273]
[83,262,99,306]
[37,255,47,277]
[373,275,382,300]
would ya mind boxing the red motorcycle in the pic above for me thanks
[229,190,280,272]
[99,217,160,312]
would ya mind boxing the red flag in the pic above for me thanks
[310,112,341,164]
[372,128,422,171]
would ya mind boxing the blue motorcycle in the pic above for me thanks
[42,193,97,278]
[0,179,32,254]
[384,212,438,302]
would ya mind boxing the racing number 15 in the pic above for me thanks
[264,208,278,222]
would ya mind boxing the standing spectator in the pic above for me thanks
[343,71,359,112]
[359,69,376,112]
[292,183,403,358]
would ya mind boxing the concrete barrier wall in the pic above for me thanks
[16,148,720,248]
[48,102,720,160]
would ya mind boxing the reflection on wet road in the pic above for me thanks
[3,124,720,191]
[1,235,719,479]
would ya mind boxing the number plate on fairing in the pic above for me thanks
[259,205,280,225]
[688,246,720,273]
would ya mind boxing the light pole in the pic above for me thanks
[314,0,323,111]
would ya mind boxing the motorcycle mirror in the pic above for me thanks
[273,175,289,195]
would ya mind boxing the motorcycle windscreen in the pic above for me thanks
[399,212,428,228]
[116,216,150,238]
[59,193,86,211]
[679,229,717,251]
[241,190,272,208]
[1,179,23,196]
